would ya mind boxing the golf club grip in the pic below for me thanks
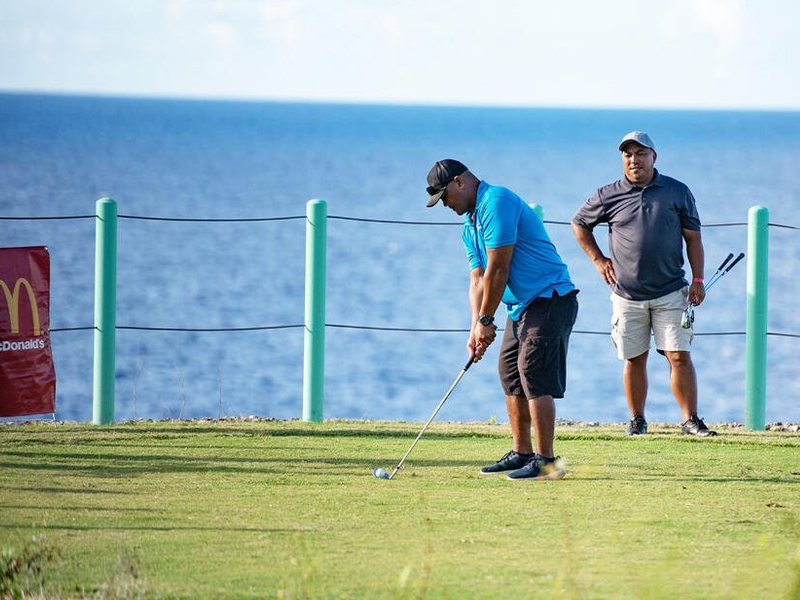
[725,252,745,272]
[705,252,744,292]
[717,252,734,272]
[463,353,476,371]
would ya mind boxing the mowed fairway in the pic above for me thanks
[1,420,798,599]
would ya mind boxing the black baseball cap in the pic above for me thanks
[425,159,468,207]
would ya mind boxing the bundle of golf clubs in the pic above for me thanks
[682,252,745,329]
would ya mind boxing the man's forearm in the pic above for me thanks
[469,276,483,322]
[471,247,511,360]
[571,223,605,263]
[479,263,509,318]
[478,246,514,318]
[572,222,617,285]
[686,238,705,280]
[684,229,705,280]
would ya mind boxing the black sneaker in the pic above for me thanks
[480,450,534,474]
[507,454,565,480]
[681,415,717,437]
[626,414,647,436]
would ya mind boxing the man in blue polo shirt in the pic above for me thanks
[572,131,716,437]
[426,159,578,480]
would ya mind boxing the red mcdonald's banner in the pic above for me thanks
[0,246,56,417]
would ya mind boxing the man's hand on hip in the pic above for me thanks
[594,256,617,286]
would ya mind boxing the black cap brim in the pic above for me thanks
[426,189,445,207]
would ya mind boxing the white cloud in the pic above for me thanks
[163,0,191,21]
[260,0,300,45]
[692,0,746,48]
[207,22,237,48]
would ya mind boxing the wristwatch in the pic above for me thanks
[478,314,494,326]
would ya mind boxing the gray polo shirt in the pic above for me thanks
[572,170,701,301]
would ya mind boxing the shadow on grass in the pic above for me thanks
[0,504,160,512]
[570,473,800,484]
[6,426,797,451]
[9,486,135,495]
[0,425,508,440]
[2,450,799,486]
[0,449,479,478]
[0,523,318,534]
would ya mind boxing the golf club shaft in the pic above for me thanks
[702,252,734,291]
[389,356,474,478]
[704,274,723,291]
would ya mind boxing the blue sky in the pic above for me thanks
[2,0,799,109]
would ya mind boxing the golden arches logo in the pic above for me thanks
[0,278,41,336]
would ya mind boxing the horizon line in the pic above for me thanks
[2,88,800,115]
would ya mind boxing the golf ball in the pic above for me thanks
[373,468,388,479]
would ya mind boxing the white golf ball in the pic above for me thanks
[373,468,388,479]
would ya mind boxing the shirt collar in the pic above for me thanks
[621,168,663,191]
[466,180,490,223]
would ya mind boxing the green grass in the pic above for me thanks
[1,420,799,599]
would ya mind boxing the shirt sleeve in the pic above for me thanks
[480,193,518,248]
[572,190,606,230]
[462,224,482,270]
[679,186,702,231]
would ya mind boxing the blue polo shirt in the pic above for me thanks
[463,181,575,321]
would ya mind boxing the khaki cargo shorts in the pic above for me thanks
[610,288,693,360]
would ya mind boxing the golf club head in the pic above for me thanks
[681,304,694,329]
[373,467,390,479]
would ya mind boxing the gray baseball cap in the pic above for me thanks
[619,131,656,152]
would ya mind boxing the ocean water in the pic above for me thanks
[1,93,798,424]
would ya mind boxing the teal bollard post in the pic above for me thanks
[93,198,118,425]
[745,206,768,431]
[303,200,327,423]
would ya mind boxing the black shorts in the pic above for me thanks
[498,290,578,399]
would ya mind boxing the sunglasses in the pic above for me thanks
[427,178,455,203]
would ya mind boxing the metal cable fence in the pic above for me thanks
[4,212,797,338]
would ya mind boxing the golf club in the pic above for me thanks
[373,354,475,480]
[682,251,745,328]
[709,252,734,283]
[704,252,744,292]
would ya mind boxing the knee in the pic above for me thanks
[626,352,649,369]
[665,351,692,368]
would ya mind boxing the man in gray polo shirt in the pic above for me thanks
[572,131,716,437]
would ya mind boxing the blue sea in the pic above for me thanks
[1,93,798,424]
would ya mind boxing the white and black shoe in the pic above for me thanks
[480,450,534,474]
[681,415,717,437]
[506,454,565,480]
[626,414,647,436]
